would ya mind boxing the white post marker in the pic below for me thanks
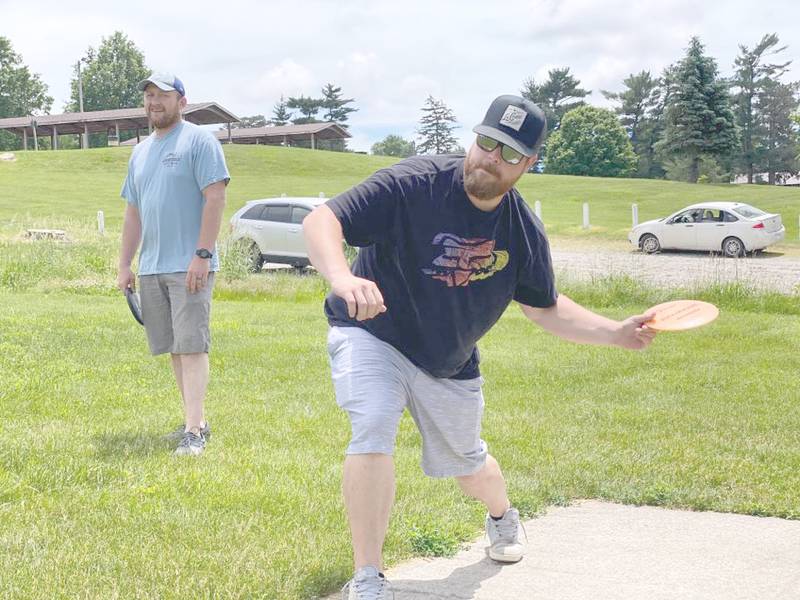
[582,203,590,229]
[319,192,325,198]
[632,203,639,227]
[97,210,105,235]
[534,200,542,220]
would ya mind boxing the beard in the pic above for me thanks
[463,155,518,202]
[148,107,182,130]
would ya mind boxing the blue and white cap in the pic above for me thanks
[138,73,185,97]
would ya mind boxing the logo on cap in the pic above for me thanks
[499,105,526,131]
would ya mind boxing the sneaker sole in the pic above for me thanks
[488,548,524,563]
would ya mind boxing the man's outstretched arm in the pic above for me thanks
[520,294,656,350]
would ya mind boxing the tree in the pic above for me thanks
[67,31,149,112]
[792,111,800,162]
[321,83,357,127]
[66,31,149,147]
[232,115,267,129]
[270,95,292,125]
[657,37,738,183]
[416,95,459,155]
[757,79,799,182]
[521,67,590,134]
[287,95,324,124]
[602,71,663,177]
[0,37,53,150]
[546,106,636,177]
[371,134,416,157]
[730,33,791,182]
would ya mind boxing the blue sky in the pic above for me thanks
[3,0,799,152]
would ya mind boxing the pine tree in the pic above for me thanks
[416,95,459,155]
[521,67,589,133]
[757,79,800,183]
[287,95,323,124]
[270,95,292,126]
[658,37,738,183]
[602,71,663,178]
[320,83,357,127]
[730,33,792,182]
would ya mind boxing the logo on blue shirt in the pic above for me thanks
[162,152,182,168]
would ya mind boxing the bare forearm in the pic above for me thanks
[197,183,226,250]
[521,295,623,345]
[303,204,352,282]
[119,204,142,268]
[520,294,656,350]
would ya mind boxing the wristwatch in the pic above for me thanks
[195,248,213,259]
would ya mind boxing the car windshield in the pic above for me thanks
[731,204,766,219]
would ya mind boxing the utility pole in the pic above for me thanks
[76,60,88,149]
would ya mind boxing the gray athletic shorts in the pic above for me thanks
[139,273,215,355]
[327,326,488,478]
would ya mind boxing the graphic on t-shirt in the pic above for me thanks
[162,152,182,167]
[422,233,509,287]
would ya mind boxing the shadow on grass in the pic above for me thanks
[389,556,504,599]
[93,430,172,459]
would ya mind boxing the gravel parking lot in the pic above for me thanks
[550,246,800,294]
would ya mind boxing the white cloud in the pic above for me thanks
[2,0,799,153]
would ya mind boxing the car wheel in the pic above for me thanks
[248,242,264,273]
[640,234,661,254]
[722,236,744,258]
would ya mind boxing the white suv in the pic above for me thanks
[229,197,327,271]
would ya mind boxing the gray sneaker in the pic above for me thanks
[173,429,207,456]
[341,566,393,600]
[486,507,525,563]
[166,421,211,441]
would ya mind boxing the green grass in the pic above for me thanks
[0,145,395,229]
[1,146,799,597]
[1,277,798,599]
[1,145,798,245]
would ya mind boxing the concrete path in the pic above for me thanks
[324,500,800,599]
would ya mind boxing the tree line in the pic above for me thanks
[373,35,799,184]
[1,32,798,183]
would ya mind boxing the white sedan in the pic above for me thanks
[628,202,785,257]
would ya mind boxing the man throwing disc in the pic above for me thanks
[304,95,656,599]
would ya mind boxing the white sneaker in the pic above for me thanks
[486,507,525,562]
[341,565,393,600]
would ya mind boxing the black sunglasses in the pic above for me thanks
[475,134,525,165]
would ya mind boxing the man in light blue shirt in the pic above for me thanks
[118,72,230,456]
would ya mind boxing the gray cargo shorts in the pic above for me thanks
[327,325,488,478]
[139,272,215,355]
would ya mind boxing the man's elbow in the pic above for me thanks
[519,301,556,325]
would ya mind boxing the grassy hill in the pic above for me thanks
[0,144,798,244]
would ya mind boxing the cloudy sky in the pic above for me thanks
[3,0,799,152]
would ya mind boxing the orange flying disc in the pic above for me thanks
[645,300,719,331]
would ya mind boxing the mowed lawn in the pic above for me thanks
[1,283,798,599]
[1,145,798,246]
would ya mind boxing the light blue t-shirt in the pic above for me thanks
[121,120,230,275]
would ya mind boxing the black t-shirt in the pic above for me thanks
[325,154,557,379]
